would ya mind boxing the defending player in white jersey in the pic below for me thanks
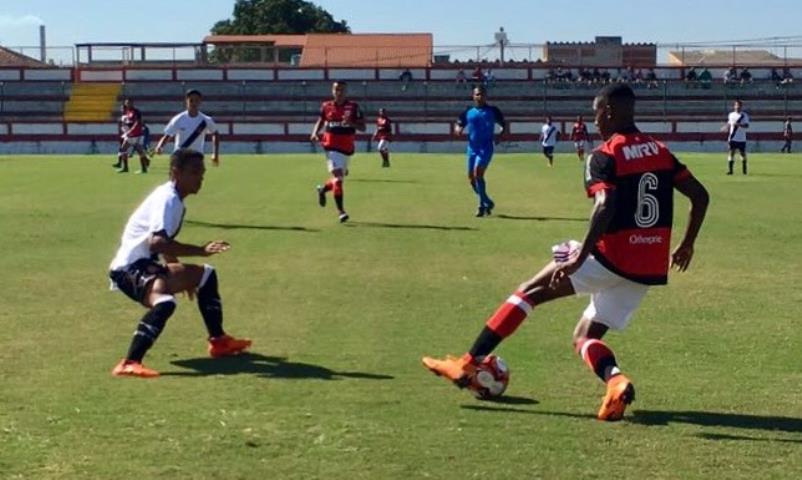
[155,89,221,166]
[724,100,750,175]
[540,116,559,166]
[108,149,251,377]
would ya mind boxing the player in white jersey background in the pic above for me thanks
[724,99,750,175]
[540,116,560,167]
[155,89,221,166]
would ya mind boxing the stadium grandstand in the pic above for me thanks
[1,34,801,154]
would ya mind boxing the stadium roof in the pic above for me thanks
[203,35,307,47]
[0,45,47,67]
[667,49,800,66]
[203,33,433,67]
[300,33,432,67]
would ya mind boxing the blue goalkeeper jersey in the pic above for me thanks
[457,105,505,151]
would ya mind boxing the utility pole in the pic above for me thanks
[495,27,509,65]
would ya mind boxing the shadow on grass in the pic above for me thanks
[345,221,477,231]
[694,432,802,444]
[631,410,802,434]
[186,220,318,232]
[460,405,594,419]
[163,352,394,381]
[496,214,586,222]
[348,178,420,184]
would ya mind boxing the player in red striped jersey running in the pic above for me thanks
[422,84,710,421]
[311,81,366,223]
[570,115,591,161]
[374,108,392,168]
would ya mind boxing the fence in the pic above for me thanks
[5,40,802,68]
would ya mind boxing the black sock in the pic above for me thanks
[198,268,225,338]
[126,300,176,362]
[742,160,748,174]
[334,194,344,213]
[468,326,503,359]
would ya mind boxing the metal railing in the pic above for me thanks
[3,40,802,68]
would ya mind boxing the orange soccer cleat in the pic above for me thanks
[421,354,476,388]
[597,374,635,421]
[208,334,252,358]
[111,359,160,378]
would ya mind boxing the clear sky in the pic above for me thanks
[1,0,801,51]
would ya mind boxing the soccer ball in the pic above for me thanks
[469,355,510,399]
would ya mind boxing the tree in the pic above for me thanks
[209,0,349,64]
[211,0,349,36]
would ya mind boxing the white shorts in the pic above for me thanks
[121,136,142,151]
[123,136,142,148]
[377,139,390,152]
[325,150,350,173]
[574,140,586,150]
[557,241,649,330]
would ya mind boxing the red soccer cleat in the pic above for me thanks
[111,359,160,378]
[421,354,477,389]
[208,334,252,358]
[597,374,635,421]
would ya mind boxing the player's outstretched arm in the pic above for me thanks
[550,189,617,287]
[672,177,710,272]
[154,135,171,154]
[149,234,230,259]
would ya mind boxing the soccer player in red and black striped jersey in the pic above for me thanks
[311,81,366,223]
[422,84,710,421]
[570,115,590,161]
[374,108,392,168]
[114,98,151,174]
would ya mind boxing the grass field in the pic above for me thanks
[0,151,800,479]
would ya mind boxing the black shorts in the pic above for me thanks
[728,141,746,154]
[109,258,168,304]
[543,146,555,155]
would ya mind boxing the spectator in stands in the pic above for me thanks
[781,116,793,153]
[472,66,484,84]
[723,67,737,85]
[632,68,644,85]
[591,67,602,83]
[484,68,496,88]
[684,67,698,87]
[399,68,413,91]
[698,68,712,89]
[739,67,753,85]
[781,68,794,86]
[456,68,467,86]
[645,68,659,89]
[771,68,783,85]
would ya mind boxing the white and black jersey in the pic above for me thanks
[541,123,559,147]
[164,111,218,153]
[727,111,750,143]
[109,181,185,270]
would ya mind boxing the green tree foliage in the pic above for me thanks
[209,0,349,64]
[212,0,349,36]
